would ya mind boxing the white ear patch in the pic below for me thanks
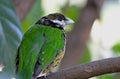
[50,20,66,27]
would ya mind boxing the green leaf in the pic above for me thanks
[61,5,80,32]
[22,0,44,32]
[112,43,120,54]
[64,6,80,22]
[97,74,114,79]
[0,0,23,76]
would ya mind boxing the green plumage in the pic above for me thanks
[16,13,74,79]
[16,24,65,79]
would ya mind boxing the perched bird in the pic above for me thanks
[16,13,74,79]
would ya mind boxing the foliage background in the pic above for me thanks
[0,0,120,79]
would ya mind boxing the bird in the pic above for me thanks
[16,13,74,79]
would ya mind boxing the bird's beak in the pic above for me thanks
[65,17,74,25]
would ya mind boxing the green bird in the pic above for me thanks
[16,13,74,79]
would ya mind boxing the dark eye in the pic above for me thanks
[58,19,62,21]
[58,15,66,21]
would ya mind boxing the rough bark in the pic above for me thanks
[38,56,120,79]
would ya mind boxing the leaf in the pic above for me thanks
[97,74,114,79]
[22,0,44,32]
[0,0,23,76]
[112,43,120,54]
[63,6,80,22]
[61,5,80,32]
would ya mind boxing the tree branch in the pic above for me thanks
[38,56,120,79]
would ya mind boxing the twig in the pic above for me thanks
[38,56,120,79]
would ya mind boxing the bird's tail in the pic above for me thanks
[33,70,48,79]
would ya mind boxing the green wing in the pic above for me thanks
[16,25,46,79]
[16,24,65,79]
[33,25,65,77]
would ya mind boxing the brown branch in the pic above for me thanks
[38,56,120,79]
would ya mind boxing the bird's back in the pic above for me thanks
[33,24,66,78]
[16,24,65,79]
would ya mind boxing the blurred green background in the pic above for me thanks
[1,0,120,79]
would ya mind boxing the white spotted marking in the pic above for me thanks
[50,20,66,27]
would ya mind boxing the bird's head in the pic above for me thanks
[36,13,74,30]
